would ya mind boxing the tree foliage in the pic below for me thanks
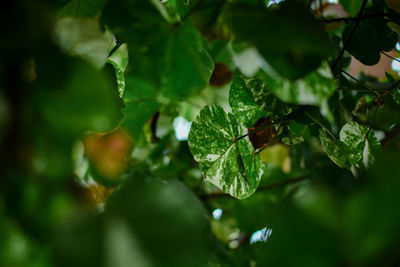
[1,0,400,266]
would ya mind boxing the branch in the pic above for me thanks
[322,12,400,24]
[199,175,309,200]
[331,0,368,70]
[381,51,400,64]
[341,70,382,96]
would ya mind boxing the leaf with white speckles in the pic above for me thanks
[392,89,400,106]
[339,122,381,168]
[319,129,351,169]
[320,121,381,170]
[229,73,295,124]
[188,105,264,199]
[229,75,266,127]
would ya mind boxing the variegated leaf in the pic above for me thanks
[188,105,263,199]
[319,128,352,170]
[392,88,400,106]
[229,75,266,127]
[339,122,381,168]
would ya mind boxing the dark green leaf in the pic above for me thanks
[229,1,334,79]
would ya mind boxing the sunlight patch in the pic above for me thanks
[173,116,192,141]
[250,227,273,244]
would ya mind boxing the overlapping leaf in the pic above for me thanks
[229,1,334,79]
[259,62,337,106]
[229,73,295,125]
[229,75,266,127]
[320,121,381,170]
[319,128,352,170]
[339,122,381,168]
[188,105,263,199]
[102,0,214,138]
[342,7,398,66]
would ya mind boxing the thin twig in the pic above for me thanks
[381,51,400,64]
[382,79,400,97]
[331,0,368,70]
[322,12,400,24]
[108,41,122,57]
[234,106,310,143]
[341,70,381,97]
[199,175,309,200]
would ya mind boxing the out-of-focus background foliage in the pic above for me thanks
[1,0,400,266]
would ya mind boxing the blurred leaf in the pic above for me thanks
[259,62,337,106]
[392,88,400,105]
[83,130,133,186]
[36,59,123,140]
[339,0,362,16]
[229,1,334,79]
[260,143,290,173]
[54,177,212,267]
[58,0,109,17]
[344,152,400,265]
[53,17,114,69]
[386,0,400,13]
[281,121,310,145]
[188,105,263,199]
[343,10,397,65]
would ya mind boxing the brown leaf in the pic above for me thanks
[247,117,276,150]
[209,63,233,87]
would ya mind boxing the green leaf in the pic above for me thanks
[339,0,363,16]
[103,0,214,137]
[229,75,266,127]
[124,21,213,102]
[319,128,352,169]
[259,62,337,106]
[188,105,264,199]
[107,44,129,97]
[281,122,310,146]
[343,12,398,65]
[37,59,123,140]
[339,122,381,168]
[53,17,114,69]
[393,89,400,105]
[320,121,381,170]
[229,1,334,79]
[58,0,108,17]
[54,177,212,267]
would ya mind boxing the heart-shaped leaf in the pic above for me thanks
[188,105,264,199]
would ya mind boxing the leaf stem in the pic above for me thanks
[322,12,400,24]
[108,41,122,57]
[381,51,400,64]
[341,70,381,96]
[331,0,368,70]
[305,111,336,141]
[233,106,310,143]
